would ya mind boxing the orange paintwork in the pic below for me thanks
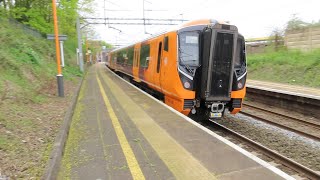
[182,19,211,27]
[108,19,246,116]
[151,36,163,92]
[231,86,246,98]
[181,19,229,27]
[230,86,246,114]
[109,31,195,112]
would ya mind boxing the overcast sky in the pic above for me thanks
[88,0,320,46]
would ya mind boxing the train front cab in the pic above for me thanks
[142,31,195,116]
[177,21,247,119]
[107,20,246,119]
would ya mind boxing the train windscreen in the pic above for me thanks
[178,31,200,67]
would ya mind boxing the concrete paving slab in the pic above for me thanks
[58,67,174,180]
[58,64,293,180]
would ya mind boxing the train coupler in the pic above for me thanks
[209,103,224,118]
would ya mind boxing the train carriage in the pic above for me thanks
[107,19,247,119]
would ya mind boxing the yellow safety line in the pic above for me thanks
[98,66,217,180]
[96,75,146,180]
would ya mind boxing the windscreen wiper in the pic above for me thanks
[178,48,194,74]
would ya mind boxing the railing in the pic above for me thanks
[8,18,44,38]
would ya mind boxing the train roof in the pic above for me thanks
[109,19,234,52]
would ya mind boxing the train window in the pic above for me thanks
[157,42,162,73]
[178,31,200,67]
[127,47,134,65]
[117,50,126,65]
[140,44,150,68]
[235,38,245,68]
[133,49,137,67]
[164,36,169,51]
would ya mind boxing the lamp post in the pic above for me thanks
[51,0,64,97]
[76,16,84,72]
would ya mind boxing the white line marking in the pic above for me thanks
[104,64,294,180]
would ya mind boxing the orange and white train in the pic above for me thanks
[107,19,247,119]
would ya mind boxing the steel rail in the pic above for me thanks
[240,111,320,142]
[209,120,320,180]
[243,103,320,130]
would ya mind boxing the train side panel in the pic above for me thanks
[144,36,163,92]
[152,36,164,92]
[159,32,195,114]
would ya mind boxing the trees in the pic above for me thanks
[269,28,285,51]
[0,0,93,39]
[286,14,309,31]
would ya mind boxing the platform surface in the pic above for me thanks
[58,63,293,180]
[247,79,320,100]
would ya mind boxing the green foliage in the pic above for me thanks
[0,18,80,103]
[286,14,309,31]
[268,28,285,52]
[0,0,94,39]
[24,7,52,34]
[247,48,320,87]
[87,40,113,55]
[101,41,113,49]
[286,14,320,31]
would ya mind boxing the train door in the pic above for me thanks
[133,44,141,82]
[160,35,170,89]
[154,37,163,91]
[139,42,150,81]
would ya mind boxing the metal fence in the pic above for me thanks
[8,18,44,38]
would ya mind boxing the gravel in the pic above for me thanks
[216,112,320,171]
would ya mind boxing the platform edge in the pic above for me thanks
[105,65,294,180]
[42,76,85,180]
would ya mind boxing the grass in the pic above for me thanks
[0,18,82,102]
[247,47,320,88]
[0,17,83,179]
[59,81,87,179]
[0,136,8,148]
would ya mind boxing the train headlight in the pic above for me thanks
[237,82,243,89]
[184,81,191,89]
[179,71,194,90]
[232,72,247,91]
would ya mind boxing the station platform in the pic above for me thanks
[247,79,320,100]
[58,63,293,180]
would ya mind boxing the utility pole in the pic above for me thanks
[51,0,64,97]
[76,16,84,72]
[143,0,146,33]
[85,35,88,63]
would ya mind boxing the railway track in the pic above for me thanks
[207,120,320,180]
[241,103,320,142]
[246,86,320,119]
[243,103,320,129]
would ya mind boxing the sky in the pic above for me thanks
[87,0,320,46]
